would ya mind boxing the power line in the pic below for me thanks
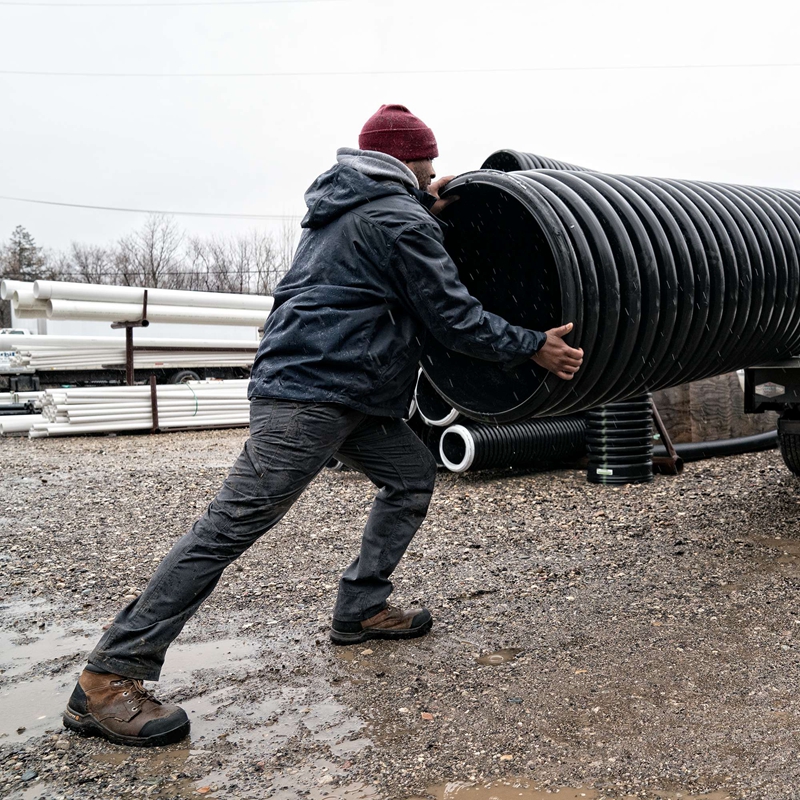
[0,0,345,6]
[2,62,799,78]
[0,194,300,220]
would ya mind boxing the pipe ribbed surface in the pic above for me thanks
[425,169,800,422]
[586,395,653,485]
[481,150,588,173]
[439,415,586,473]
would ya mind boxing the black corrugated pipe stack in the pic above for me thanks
[439,415,586,473]
[482,149,588,172]
[586,395,654,484]
[423,167,800,423]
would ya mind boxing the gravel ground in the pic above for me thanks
[1,427,799,800]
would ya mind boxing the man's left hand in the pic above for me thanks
[428,176,458,217]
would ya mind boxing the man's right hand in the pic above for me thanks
[531,322,584,380]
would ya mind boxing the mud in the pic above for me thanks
[1,429,799,798]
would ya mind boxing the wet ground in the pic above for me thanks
[1,429,799,798]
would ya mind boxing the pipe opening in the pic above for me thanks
[424,180,563,418]
[439,425,474,472]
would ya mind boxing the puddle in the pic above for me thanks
[184,683,371,753]
[5,782,60,800]
[160,636,260,682]
[409,782,731,800]
[0,625,95,677]
[476,648,523,666]
[268,770,381,800]
[0,599,55,618]
[410,782,599,800]
[0,631,259,743]
[755,536,800,560]
[0,674,74,741]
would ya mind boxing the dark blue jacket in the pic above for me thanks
[248,162,546,417]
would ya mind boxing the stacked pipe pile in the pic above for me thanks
[1,280,273,327]
[422,164,800,423]
[0,334,258,372]
[0,390,46,435]
[27,379,249,438]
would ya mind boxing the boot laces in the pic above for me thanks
[113,678,160,710]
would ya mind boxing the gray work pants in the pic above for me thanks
[89,398,437,681]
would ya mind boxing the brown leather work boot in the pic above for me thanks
[330,604,433,645]
[63,669,190,747]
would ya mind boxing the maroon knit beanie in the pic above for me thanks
[358,104,439,161]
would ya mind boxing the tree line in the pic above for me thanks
[0,216,297,328]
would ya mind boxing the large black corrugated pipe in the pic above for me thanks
[424,169,800,423]
[653,430,778,462]
[439,415,586,473]
[482,149,588,173]
[586,395,653,485]
[414,370,461,427]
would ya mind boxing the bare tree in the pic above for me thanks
[116,215,184,288]
[66,242,114,284]
[35,216,297,306]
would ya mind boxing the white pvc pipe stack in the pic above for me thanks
[0,387,47,435]
[29,379,250,438]
[34,280,274,311]
[45,299,268,327]
[2,279,273,327]
[1,333,258,372]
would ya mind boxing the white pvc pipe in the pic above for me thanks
[0,335,257,348]
[11,289,48,310]
[29,415,249,437]
[0,414,44,434]
[11,308,43,319]
[46,299,269,326]
[0,279,35,301]
[34,280,274,312]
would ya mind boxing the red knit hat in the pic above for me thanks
[358,104,439,161]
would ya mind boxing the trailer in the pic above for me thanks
[743,360,800,474]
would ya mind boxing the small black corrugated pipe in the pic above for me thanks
[653,430,777,462]
[586,395,654,484]
[482,149,589,172]
[439,415,586,473]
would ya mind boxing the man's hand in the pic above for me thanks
[531,322,584,380]
[428,175,458,216]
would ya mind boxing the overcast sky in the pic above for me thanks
[1,0,799,255]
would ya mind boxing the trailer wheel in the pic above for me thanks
[168,369,201,385]
[778,413,800,476]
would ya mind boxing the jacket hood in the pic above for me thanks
[301,148,417,229]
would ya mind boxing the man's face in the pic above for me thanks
[403,158,436,192]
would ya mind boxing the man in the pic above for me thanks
[62,104,584,747]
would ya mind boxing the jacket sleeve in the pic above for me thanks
[389,220,547,365]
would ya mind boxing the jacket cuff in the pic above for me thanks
[500,330,547,371]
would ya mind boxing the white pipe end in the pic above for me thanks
[439,424,475,473]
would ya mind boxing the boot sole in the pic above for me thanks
[329,617,433,646]
[62,706,190,747]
